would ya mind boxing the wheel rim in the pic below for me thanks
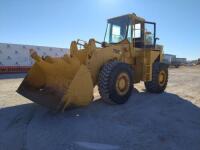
[115,73,130,96]
[158,70,167,86]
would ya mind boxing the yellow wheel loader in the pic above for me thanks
[17,13,168,111]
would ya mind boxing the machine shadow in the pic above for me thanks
[0,89,200,122]
[0,90,200,150]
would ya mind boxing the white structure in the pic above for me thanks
[0,43,68,73]
[163,54,176,64]
[0,43,68,67]
[176,58,187,64]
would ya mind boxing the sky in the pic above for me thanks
[0,0,200,60]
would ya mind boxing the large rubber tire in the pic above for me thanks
[144,62,168,93]
[98,61,133,104]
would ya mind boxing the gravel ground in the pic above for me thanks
[0,66,200,150]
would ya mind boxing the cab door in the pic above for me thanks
[144,22,156,48]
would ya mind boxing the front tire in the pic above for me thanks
[144,62,168,93]
[98,61,133,104]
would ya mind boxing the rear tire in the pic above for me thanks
[98,61,133,104]
[144,62,168,93]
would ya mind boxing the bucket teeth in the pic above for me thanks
[17,54,94,111]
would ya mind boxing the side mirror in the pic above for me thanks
[155,37,160,41]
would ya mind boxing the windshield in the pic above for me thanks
[104,16,130,44]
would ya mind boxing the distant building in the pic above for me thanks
[0,43,68,73]
[163,54,176,64]
[175,58,187,64]
[163,54,187,68]
[197,58,200,65]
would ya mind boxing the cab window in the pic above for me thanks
[133,23,141,38]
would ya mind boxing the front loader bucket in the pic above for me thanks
[17,79,63,110]
[17,55,94,111]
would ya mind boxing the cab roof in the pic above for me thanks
[107,13,146,22]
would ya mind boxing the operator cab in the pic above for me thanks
[104,13,158,48]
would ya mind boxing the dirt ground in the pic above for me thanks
[0,66,200,150]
